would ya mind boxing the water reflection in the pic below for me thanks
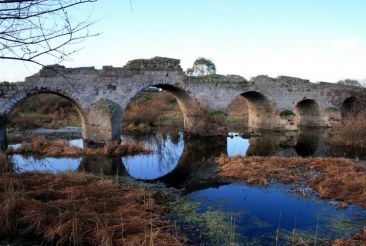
[78,157,127,176]
[7,127,366,179]
[187,183,366,245]
[5,128,366,244]
[11,155,81,172]
[122,132,184,180]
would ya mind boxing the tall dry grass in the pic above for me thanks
[7,136,151,157]
[10,94,81,129]
[333,113,366,148]
[218,155,366,207]
[0,172,185,246]
[122,91,183,128]
[333,227,366,246]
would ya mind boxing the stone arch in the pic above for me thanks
[237,91,276,129]
[1,90,88,148]
[122,84,218,135]
[294,99,321,127]
[341,96,361,119]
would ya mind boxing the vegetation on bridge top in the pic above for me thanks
[124,56,182,71]
[187,74,248,84]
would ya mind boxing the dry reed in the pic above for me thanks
[0,172,185,246]
[217,155,366,207]
[7,136,151,157]
[332,113,366,148]
[332,227,366,246]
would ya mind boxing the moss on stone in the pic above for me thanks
[280,110,296,117]
[188,74,248,84]
[92,99,120,120]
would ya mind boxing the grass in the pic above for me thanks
[217,155,366,208]
[333,227,366,246]
[10,94,81,130]
[332,113,366,148]
[122,91,183,129]
[7,136,151,157]
[0,171,185,246]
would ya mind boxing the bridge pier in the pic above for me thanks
[85,99,122,144]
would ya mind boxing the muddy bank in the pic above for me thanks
[217,156,366,208]
[8,127,82,143]
[0,172,185,246]
[7,137,151,157]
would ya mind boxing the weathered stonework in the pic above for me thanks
[0,57,365,145]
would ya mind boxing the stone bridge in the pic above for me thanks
[1,57,365,147]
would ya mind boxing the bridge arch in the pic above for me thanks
[341,96,361,119]
[0,90,88,148]
[294,99,321,127]
[234,91,276,129]
[122,84,217,135]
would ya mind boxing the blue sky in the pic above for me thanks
[1,0,366,82]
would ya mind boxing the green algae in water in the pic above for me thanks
[185,183,366,245]
[172,199,245,245]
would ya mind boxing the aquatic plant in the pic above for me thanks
[172,198,244,245]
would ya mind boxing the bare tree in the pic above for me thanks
[337,79,364,87]
[0,0,98,66]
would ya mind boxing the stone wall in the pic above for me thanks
[0,56,365,145]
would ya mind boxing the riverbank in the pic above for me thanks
[217,155,366,208]
[7,137,151,157]
[0,171,185,245]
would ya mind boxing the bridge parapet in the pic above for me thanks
[185,74,248,84]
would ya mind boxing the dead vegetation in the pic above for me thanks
[7,136,151,157]
[0,172,185,246]
[332,113,366,148]
[333,228,366,246]
[122,91,183,130]
[10,94,81,130]
[217,155,366,207]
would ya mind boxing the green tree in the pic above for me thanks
[186,57,216,76]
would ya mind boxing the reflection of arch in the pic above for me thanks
[246,135,278,156]
[159,135,227,189]
[294,99,320,127]
[237,91,276,129]
[341,97,360,119]
[294,127,320,157]
[78,157,128,176]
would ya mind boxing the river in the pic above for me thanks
[6,127,366,245]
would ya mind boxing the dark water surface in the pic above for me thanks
[7,127,366,245]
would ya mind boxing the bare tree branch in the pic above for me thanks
[0,0,98,65]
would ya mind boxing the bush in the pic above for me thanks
[280,110,296,117]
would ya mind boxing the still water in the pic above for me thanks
[8,128,366,244]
